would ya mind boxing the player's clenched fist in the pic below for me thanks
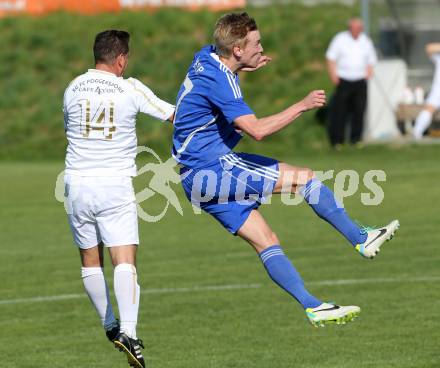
[302,90,326,111]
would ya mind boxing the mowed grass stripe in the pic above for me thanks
[1,276,439,306]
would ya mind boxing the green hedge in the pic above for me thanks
[0,4,356,160]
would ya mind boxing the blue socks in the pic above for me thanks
[300,178,367,246]
[259,245,321,309]
[257,179,366,309]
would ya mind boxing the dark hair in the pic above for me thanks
[93,30,130,65]
[214,12,258,57]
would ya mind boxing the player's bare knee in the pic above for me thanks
[250,230,279,253]
[264,230,279,246]
[290,167,314,193]
[109,244,137,267]
[80,247,102,267]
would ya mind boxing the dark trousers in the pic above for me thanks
[329,79,367,146]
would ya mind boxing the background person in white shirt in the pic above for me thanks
[413,43,440,140]
[326,18,377,147]
[63,30,174,368]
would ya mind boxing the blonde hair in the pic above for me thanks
[213,12,258,57]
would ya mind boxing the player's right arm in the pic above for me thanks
[233,90,326,141]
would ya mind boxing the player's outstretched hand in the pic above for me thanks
[302,90,326,111]
[241,55,272,72]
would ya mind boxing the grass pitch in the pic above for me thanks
[1,144,439,367]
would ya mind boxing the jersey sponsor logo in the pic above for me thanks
[193,57,204,73]
[71,78,124,94]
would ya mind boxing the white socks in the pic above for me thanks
[413,110,432,139]
[114,263,140,339]
[82,264,140,339]
[81,267,117,330]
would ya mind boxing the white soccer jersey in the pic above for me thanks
[63,69,174,176]
[326,31,377,81]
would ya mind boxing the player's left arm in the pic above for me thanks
[129,78,175,123]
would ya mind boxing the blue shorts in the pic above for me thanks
[180,152,279,234]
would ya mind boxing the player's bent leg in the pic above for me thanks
[108,244,145,368]
[237,210,322,309]
[272,163,314,194]
[236,209,280,252]
[274,163,400,258]
[275,163,368,246]
[80,245,119,341]
[237,210,360,327]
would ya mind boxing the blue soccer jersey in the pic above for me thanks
[172,45,254,168]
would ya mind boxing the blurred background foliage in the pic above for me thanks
[0,3,357,160]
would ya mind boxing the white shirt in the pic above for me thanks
[63,69,174,176]
[326,31,377,81]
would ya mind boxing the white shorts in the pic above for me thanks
[64,175,139,249]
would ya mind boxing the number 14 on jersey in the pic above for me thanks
[78,99,116,140]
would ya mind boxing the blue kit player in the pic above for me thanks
[172,12,400,327]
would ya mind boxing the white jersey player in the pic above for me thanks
[62,30,174,368]
[413,43,440,140]
[64,72,172,176]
